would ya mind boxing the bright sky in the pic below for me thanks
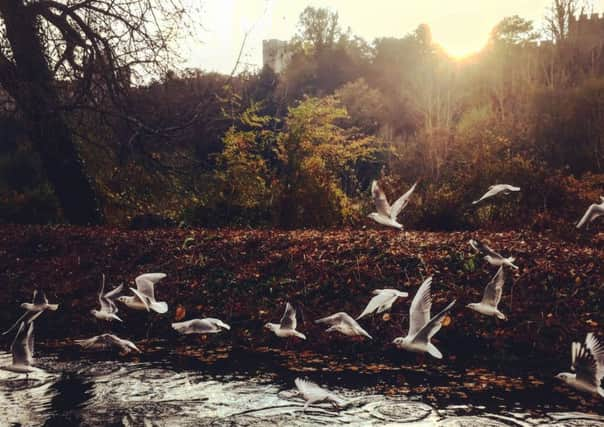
[183,0,604,74]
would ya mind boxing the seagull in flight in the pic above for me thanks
[576,197,604,229]
[294,378,346,410]
[392,277,456,359]
[2,290,59,336]
[75,334,141,354]
[117,273,168,314]
[467,266,507,320]
[91,274,123,322]
[368,180,417,229]
[264,302,306,340]
[357,288,409,320]
[473,184,520,205]
[0,320,43,375]
[172,318,231,335]
[556,333,604,398]
[469,239,519,270]
[315,312,372,339]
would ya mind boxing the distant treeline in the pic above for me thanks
[1,4,603,229]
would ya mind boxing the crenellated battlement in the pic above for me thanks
[568,11,604,51]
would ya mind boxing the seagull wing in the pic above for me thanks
[104,283,124,300]
[208,318,231,330]
[357,292,394,319]
[315,312,347,326]
[11,321,34,366]
[408,277,433,337]
[295,378,329,401]
[577,204,604,229]
[2,310,40,336]
[412,299,456,344]
[97,274,107,310]
[572,340,599,388]
[129,288,151,311]
[33,290,48,306]
[136,273,167,284]
[390,182,418,219]
[102,284,124,313]
[279,302,297,330]
[372,180,391,217]
[585,333,604,381]
[471,239,503,259]
[134,277,156,300]
[473,186,502,204]
[191,319,218,333]
[481,266,505,308]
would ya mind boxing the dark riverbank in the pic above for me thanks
[0,225,603,409]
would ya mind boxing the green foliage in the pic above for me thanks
[186,96,380,228]
[275,96,379,227]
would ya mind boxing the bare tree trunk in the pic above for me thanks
[0,0,103,224]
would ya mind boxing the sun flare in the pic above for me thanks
[429,16,493,58]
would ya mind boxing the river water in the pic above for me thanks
[0,347,603,427]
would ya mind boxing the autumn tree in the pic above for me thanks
[0,0,189,224]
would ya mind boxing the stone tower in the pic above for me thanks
[568,12,604,52]
[262,39,292,74]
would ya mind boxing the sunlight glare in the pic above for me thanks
[428,14,493,58]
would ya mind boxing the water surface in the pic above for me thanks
[0,349,603,426]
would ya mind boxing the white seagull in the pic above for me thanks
[392,277,456,359]
[357,288,409,320]
[473,184,520,205]
[2,290,59,336]
[75,334,141,354]
[0,321,43,375]
[172,318,231,335]
[294,378,346,410]
[556,333,604,398]
[91,274,123,322]
[264,302,306,340]
[368,180,417,229]
[576,197,604,229]
[469,239,519,270]
[467,266,507,320]
[117,273,168,314]
[315,312,372,339]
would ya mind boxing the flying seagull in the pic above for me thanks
[294,378,346,410]
[117,273,168,314]
[2,290,59,336]
[172,318,231,335]
[75,334,141,354]
[473,184,520,205]
[368,180,417,229]
[576,197,604,229]
[357,288,409,320]
[467,266,507,320]
[392,277,456,359]
[556,333,604,398]
[91,274,123,322]
[469,239,519,270]
[315,312,372,339]
[0,320,43,375]
[264,302,306,340]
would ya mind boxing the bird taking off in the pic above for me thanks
[368,180,417,229]
[473,184,520,205]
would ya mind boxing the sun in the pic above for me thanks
[429,16,492,58]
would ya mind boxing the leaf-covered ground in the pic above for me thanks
[0,225,603,409]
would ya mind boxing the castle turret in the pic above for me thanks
[262,39,292,74]
[567,11,604,53]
